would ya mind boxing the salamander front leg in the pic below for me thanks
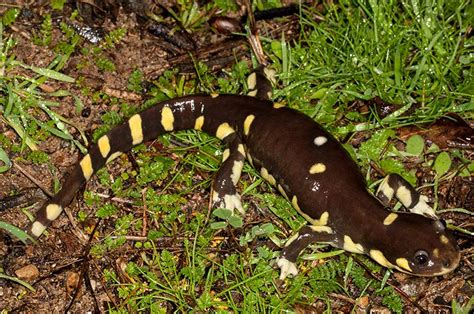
[211,139,246,215]
[377,174,437,218]
[277,225,336,280]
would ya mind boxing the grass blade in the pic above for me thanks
[0,220,35,244]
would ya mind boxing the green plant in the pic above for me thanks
[51,0,66,11]
[32,14,52,46]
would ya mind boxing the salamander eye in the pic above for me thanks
[414,250,429,265]
[433,220,446,232]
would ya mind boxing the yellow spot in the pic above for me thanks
[247,72,257,90]
[106,151,122,164]
[46,204,62,221]
[313,136,327,146]
[369,250,394,268]
[396,185,412,207]
[210,93,219,98]
[343,235,364,254]
[309,163,326,174]
[237,144,245,155]
[211,188,219,203]
[433,248,439,258]
[277,184,289,200]
[194,115,204,130]
[98,135,111,158]
[396,258,412,272]
[80,154,93,180]
[263,67,277,84]
[161,107,174,131]
[292,196,301,211]
[383,213,398,225]
[309,225,333,234]
[231,160,243,185]
[377,176,394,200]
[216,123,235,140]
[246,153,254,166]
[244,115,255,136]
[128,114,143,145]
[30,221,47,237]
[260,167,276,186]
[313,211,329,226]
[247,90,258,97]
[273,102,285,109]
[222,149,230,162]
[440,235,449,244]
[291,195,324,225]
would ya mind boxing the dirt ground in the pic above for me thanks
[0,1,472,312]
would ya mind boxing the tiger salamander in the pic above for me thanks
[22,68,460,279]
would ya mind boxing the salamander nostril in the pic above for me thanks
[443,259,451,268]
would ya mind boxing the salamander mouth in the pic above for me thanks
[392,249,460,277]
[433,251,461,276]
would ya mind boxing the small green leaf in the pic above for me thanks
[427,143,441,153]
[210,221,228,229]
[270,40,282,59]
[227,216,243,228]
[460,162,474,177]
[434,152,451,177]
[310,88,328,99]
[251,224,274,237]
[380,158,417,186]
[260,223,275,234]
[51,0,66,10]
[212,208,232,219]
[379,158,404,173]
[0,147,12,173]
[358,129,396,161]
[96,203,118,218]
[405,135,424,155]
[196,291,213,309]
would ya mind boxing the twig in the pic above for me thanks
[64,220,101,313]
[91,192,134,204]
[244,0,268,65]
[13,162,54,198]
[64,198,89,245]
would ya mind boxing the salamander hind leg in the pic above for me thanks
[278,225,336,280]
[247,65,276,101]
[377,174,437,218]
[210,139,246,215]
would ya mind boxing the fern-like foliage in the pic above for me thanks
[304,255,403,313]
[307,259,345,297]
[345,256,403,313]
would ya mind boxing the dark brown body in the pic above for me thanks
[27,95,460,276]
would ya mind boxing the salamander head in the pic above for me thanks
[370,213,460,276]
